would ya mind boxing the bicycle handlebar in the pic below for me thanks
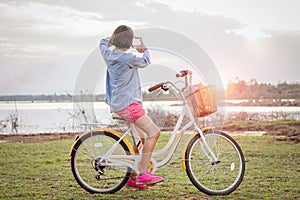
[148,69,192,93]
[148,83,163,92]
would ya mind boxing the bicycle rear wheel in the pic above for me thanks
[185,129,245,195]
[70,130,131,194]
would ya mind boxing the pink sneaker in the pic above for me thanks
[136,173,164,185]
[126,178,149,190]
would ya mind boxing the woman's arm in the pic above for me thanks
[99,37,111,59]
[128,37,151,68]
[128,50,151,68]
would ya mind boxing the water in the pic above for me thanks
[1,101,299,134]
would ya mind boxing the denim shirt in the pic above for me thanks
[99,37,151,112]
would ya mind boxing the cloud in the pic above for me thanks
[258,31,300,82]
[0,1,104,34]
[0,55,84,94]
[0,1,105,57]
[0,0,244,57]
[0,0,299,94]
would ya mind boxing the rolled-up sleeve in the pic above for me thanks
[99,37,111,60]
[127,49,151,68]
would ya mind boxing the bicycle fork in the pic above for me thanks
[195,126,219,164]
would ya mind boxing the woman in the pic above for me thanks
[99,25,163,189]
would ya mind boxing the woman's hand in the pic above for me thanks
[133,37,147,53]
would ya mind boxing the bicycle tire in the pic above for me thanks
[185,129,245,195]
[70,130,131,194]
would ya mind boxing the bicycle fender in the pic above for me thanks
[68,128,135,157]
[181,127,213,170]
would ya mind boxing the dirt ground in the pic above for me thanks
[0,132,78,143]
[1,121,299,143]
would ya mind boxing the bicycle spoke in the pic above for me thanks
[71,131,131,194]
[186,130,245,195]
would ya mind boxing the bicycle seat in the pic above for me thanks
[111,113,126,123]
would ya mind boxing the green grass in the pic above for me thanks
[0,134,299,199]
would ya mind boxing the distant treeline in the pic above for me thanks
[226,79,300,99]
[0,93,177,102]
[0,94,106,102]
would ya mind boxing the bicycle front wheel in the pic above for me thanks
[70,130,131,194]
[185,129,245,195]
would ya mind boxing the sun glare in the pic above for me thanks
[243,28,271,40]
[226,27,271,40]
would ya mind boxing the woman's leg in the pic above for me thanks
[129,126,145,178]
[134,114,160,174]
[127,125,149,189]
[132,126,146,153]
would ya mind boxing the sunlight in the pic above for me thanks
[242,27,271,40]
[226,27,271,40]
[226,27,270,58]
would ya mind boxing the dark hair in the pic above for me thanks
[110,25,134,49]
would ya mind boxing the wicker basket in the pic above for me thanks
[185,84,217,117]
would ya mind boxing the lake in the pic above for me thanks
[1,101,299,134]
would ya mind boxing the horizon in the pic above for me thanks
[0,78,299,96]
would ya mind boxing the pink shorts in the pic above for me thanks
[116,102,145,123]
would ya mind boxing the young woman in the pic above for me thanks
[99,25,163,189]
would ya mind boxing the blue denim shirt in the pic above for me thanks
[99,37,151,112]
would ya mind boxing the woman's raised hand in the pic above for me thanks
[133,37,147,53]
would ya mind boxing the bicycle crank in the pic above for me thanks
[211,160,220,165]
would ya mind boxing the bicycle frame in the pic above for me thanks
[98,85,218,174]
[69,70,219,174]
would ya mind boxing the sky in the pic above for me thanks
[0,0,299,95]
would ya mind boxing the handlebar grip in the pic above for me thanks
[176,70,189,78]
[148,83,162,92]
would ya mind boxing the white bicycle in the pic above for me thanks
[69,70,245,195]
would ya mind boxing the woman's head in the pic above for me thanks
[110,25,134,49]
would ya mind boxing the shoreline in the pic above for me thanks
[1,120,299,143]
[1,101,299,107]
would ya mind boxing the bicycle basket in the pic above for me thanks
[185,84,217,117]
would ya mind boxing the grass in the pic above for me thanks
[0,134,299,199]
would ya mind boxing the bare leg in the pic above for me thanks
[132,126,146,153]
[134,114,160,174]
[130,126,146,179]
